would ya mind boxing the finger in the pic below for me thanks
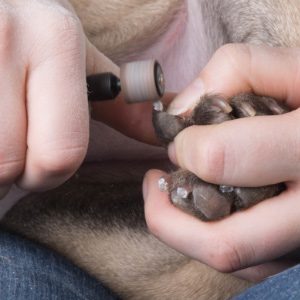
[143,170,300,272]
[144,170,297,282]
[168,110,300,186]
[17,15,89,191]
[0,27,26,188]
[86,41,175,145]
[168,44,300,115]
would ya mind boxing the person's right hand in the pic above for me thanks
[143,44,300,282]
[0,0,102,198]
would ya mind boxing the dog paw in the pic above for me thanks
[153,93,288,221]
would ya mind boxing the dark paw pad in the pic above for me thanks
[159,171,283,221]
[153,93,288,221]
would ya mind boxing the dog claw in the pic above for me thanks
[219,185,235,193]
[264,98,287,114]
[153,93,287,221]
[171,188,191,209]
[153,100,164,112]
[238,102,256,117]
[175,187,189,199]
[171,186,191,204]
[158,177,169,192]
[210,98,233,113]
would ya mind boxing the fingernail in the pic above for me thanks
[167,78,204,115]
[0,185,11,200]
[142,175,149,201]
[168,142,178,165]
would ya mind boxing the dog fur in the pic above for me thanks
[2,0,300,299]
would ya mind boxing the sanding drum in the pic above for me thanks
[87,60,165,103]
[120,60,165,103]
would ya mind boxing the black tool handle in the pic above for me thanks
[87,73,121,101]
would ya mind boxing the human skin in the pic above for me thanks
[4,0,299,283]
[143,44,300,281]
[0,0,157,198]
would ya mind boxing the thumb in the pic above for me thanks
[168,110,300,186]
[167,44,300,115]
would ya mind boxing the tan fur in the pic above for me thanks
[44,230,250,300]
[2,170,250,300]
[2,161,250,299]
[70,0,300,63]
[69,0,183,63]
[216,0,300,47]
[3,0,300,299]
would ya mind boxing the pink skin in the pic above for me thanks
[123,1,300,282]
[0,1,209,193]
[137,1,294,280]
[143,42,300,282]
[1,0,297,284]
[88,1,214,149]
[86,0,215,162]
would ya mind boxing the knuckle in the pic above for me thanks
[43,11,81,42]
[54,14,80,36]
[34,8,82,56]
[0,155,24,183]
[0,9,15,52]
[31,9,83,69]
[216,43,249,60]
[176,127,227,184]
[277,112,300,178]
[200,138,226,183]
[207,238,243,273]
[176,126,201,170]
[286,112,300,175]
[216,43,237,54]
[33,145,87,177]
[215,43,251,73]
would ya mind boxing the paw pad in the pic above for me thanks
[153,93,288,221]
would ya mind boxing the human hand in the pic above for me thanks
[143,44,300,281]
[0,0,124,198]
